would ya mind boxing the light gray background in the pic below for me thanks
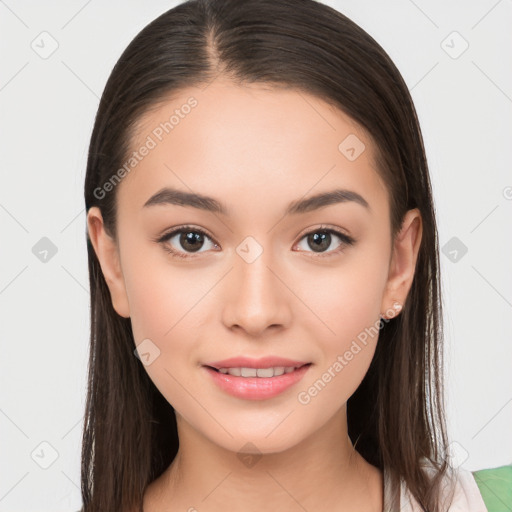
[1,1,511,510]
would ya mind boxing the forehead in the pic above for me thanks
[132,79,369,154]
[117,79,388,216]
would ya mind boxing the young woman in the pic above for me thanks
[80,0,510,510]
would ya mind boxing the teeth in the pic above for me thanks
[217,366,300,377]
[241,367,257,377]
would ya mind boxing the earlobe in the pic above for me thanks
[86,207,131,318]
[380,208,423,318]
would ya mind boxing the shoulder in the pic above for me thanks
[445,466,488,511]
[399,461,490,511]
[472,464,512,512]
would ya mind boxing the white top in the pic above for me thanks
[383,463,488,511]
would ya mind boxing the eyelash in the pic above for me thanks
[155,224,355,260]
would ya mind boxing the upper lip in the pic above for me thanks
[204,356,311,370]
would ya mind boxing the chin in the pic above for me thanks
[202,419,309,456]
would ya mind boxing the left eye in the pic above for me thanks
[295,228,355,256]
[157,225,355,259]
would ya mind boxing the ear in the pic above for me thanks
[86,207,130,318]
[380,208,423,319]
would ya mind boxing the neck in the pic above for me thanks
[144,406,383,512]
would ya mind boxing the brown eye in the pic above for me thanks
[307,231,332,252]
[158,226,219,258]
[295,227,355,257]
[177,231,205,252]
[156,224,355,260]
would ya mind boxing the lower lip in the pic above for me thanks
[203,364,312,400]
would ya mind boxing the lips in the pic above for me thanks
[202,356,312,400]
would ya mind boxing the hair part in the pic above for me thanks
[82,1,451,510]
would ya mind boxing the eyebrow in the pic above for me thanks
[143,186,370,215]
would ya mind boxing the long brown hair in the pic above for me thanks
[81,0,450,510]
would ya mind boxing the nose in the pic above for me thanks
[221,248,292,337]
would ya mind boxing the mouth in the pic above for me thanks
[204,362,311,378]
[202,362,312,400]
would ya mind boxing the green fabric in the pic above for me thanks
[472,464,512,511]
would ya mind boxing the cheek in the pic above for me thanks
[121,247,217,402]
[121,234,212,345]
[290,237,390,412]
[297,248,388,347]
[293,264,385,410]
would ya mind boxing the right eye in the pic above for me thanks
[157,225,220,259]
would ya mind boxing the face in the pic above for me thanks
[88,79,421,455]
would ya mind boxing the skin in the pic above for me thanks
[87,78,422,512]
